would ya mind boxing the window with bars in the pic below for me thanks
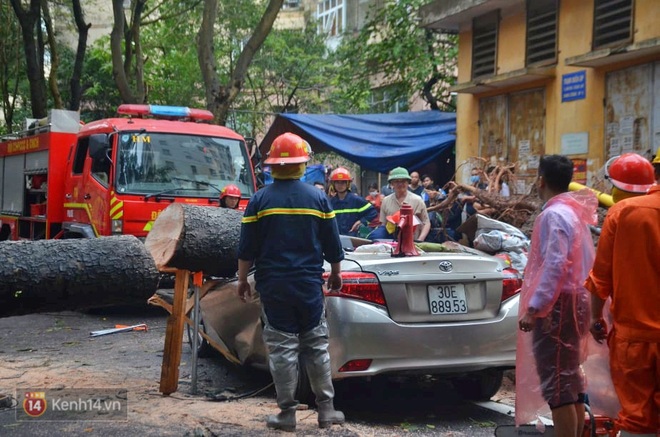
[471,11,499,79]
[282,0,301,9]
[526,0,558,66]
[369,86,409,114]
[593,0,633,49]
[317,0,345,37]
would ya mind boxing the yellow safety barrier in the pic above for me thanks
[569,182,614,207]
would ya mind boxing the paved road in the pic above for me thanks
[0,306,515,436]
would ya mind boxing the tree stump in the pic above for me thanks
[0,235,160,317]
[145,204,243,277]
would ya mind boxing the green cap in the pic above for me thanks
[388,167,411,182]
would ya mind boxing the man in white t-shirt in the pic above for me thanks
[369,167,430,241]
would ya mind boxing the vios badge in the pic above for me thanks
[438,261,453,273]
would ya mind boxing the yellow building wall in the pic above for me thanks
[634,0,659,41]
[553,0,604,178]
[454,0,660,185]
[456,29,479,181]
[496,9,526,73]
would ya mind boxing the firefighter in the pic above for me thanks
[328,167,377,236]
[219,184,241,209]
[585,153,659,437]
[236,132,345,432]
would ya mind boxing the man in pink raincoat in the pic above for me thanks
[516,155,597,436]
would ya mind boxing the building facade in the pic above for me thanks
[420,0,660,193]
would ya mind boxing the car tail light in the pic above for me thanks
[322,271,385,306]
[338,359,372,372]
[501,268,522,302]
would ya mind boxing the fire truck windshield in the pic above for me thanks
[115,132,254,198]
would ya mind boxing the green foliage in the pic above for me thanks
[2,0,459,134]
[80,38,123,121]
[230,25,338,137]
[140,0,205,106]
[333,0,457,113]
[0,1,30,132]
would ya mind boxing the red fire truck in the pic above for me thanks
[0,105,257,240]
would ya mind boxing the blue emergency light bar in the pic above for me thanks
[117,104,214,121]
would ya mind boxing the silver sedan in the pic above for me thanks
[190,244,522,402]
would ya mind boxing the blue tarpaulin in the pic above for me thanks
[263,163,326,185]
[259,111,456,174]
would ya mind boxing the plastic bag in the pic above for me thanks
[583,337,621,419]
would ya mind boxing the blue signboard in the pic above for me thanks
[562,70,586,102]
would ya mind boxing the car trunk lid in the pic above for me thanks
[344,252,507,323]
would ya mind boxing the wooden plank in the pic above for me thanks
[148,289,241,366]
[159,269,189,395]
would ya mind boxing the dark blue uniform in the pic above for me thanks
[329,193,377,236]
[238,179,344,333]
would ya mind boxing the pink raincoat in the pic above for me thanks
[515,189,597,426]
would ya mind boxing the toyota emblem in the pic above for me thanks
[438,261,453,273]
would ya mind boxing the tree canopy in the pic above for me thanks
[1,0,457,136]
[332,0,457,112]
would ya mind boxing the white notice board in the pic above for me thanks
[561,132,589,155]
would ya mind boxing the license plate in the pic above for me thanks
[427,284,468,314]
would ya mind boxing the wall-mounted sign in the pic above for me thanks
[572,158,587,184]
[561,132,589,155]
[562,70,586,102]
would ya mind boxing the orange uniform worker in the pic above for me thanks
[584,153,660,437]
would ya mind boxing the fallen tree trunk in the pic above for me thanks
[145,204,242,277]
[0,235,160,317]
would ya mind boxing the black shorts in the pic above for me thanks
[532,292,589,409]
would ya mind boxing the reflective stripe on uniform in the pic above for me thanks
[333,203,372,215]
[242,207,335,224]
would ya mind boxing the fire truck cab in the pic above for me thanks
[0,105,257,240]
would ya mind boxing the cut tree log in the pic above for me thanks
[145,204,242,277]
[0,235,160,317]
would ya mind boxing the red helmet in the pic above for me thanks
[329,167,352,182]
[220,184,241,199]
[606,153,655,193]
[264,132,311,165]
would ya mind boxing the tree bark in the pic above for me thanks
[111,0,145,103]
[0,236,160,317]
[145,204,242,277]
[10,0,48,118]
[41,0,62,109]
[69,0,90,110]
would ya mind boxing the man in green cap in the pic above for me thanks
[369,167,430,241]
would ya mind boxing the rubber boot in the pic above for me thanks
[317,399,345,429]
[266,408,296,432]
[300,318,345,429]
[263,321,300,432]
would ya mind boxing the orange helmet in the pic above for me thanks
[264,132,311,165]
[606,153,655,193]
[329,167,352,182]
[220,184,241,199]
